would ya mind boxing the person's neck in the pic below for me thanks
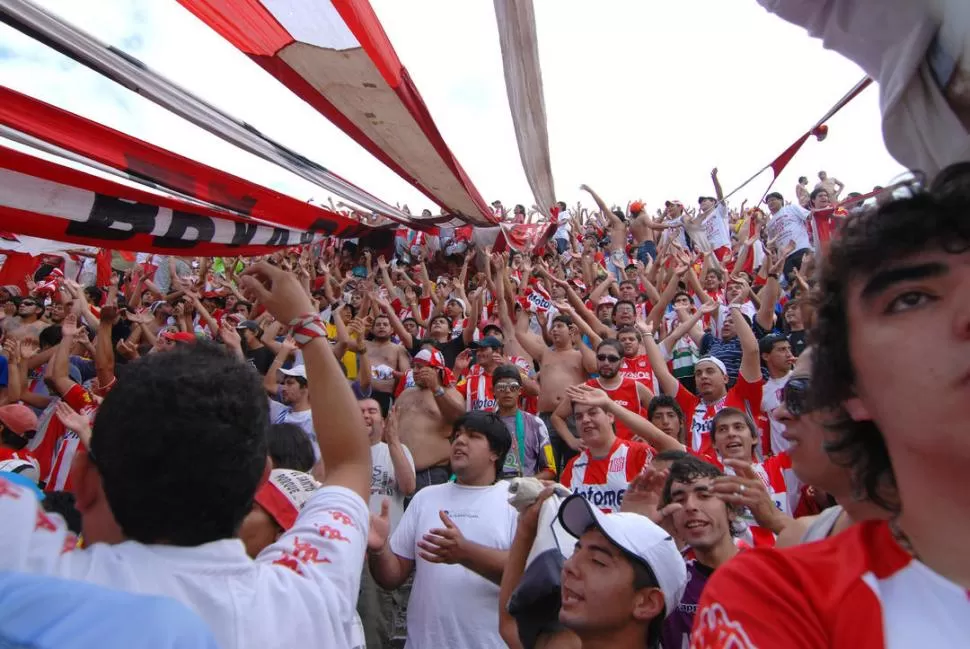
[291,397,311,412]
[702,389,727,406]
[836,496,889,527]
[577,625,650,649]
[893,457,970,587]
[693,534,739,569]
[768,366,791,380]
[497,404,518,417]
[454,470,495,487]
[552,340,572,352]
[21,315,36,324]
[372,338,390,346]
[248,339,263,350]
[431,332,448,342]
[588,435,615,458]
[789,324,805,332]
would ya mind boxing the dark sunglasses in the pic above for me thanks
[782,377,812,417]
[596,354,622,363]
[494,382,521,393]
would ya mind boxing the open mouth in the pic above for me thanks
[684,520,709,532]
[725,441,743,452]
[561,585,584,606]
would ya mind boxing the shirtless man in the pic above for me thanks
[580,184,628,281]
[366,314,411,416]
[515,312,596,470]
[6,296,48,341]
[814,170,845,200]
[391,348,465,493]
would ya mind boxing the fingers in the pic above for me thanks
[438,510,456,528]
[380,497,390,518]
[722,458,756,480]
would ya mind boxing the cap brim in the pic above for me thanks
[558,493,611,541]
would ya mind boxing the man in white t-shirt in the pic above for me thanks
[358,397,416,649]
[553,201,572,254]
[0,264,373,649]
[699,169,732,260]
[262,345,318,460]
[764,191,813,280]
[368,410,518,649]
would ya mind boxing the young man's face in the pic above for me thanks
[280,377,306,405]
[429,317,450,336]
[596,347,622,379]
[371,316,392,340]
[613,303,636,327]
[618,283,637,302]
[449,426,496,475]
[403,319,419,336]
[359,398,382,440]
[560,527,647,631]
[550,321,570,343]
[694,363,728,401]
[574,403,613,447]
[650,407,682,439]
[844,249,970,466]
[668,476,734,551]
[704,272,720,291]
[618,332,639,358]
[712,414,757,461]
[596,304,613,323]
[673,294,693,311]
[494,378,521,410]
[766,196,783,214]
[700,198,715,212]
[763,341,794,373]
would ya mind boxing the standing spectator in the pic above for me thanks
[759,333,795,455]
[492,364,556,480]
[367,411,517,649]
[235,320,275,376]
[796,176,811,208]
[261,345,318,461]
[0,262,373,649]
[814,170,845,200]
[764,191,813,280]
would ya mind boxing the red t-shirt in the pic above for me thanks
[560,437,653,513]
[619,354,657,393]
[584,377,644,441]
[690,521,969,648]
[676,375,764,459]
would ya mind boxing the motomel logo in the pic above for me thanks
[573,487,626,509]
[472,398,497,411]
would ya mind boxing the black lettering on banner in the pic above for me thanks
[152,210,215,249]
[266,228,290,247]
[65,194,156,241]
[306,218,338,235]
[230,221,260,247]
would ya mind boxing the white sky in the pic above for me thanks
[0,0,907,219]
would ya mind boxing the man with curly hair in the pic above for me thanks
[689,164,970,647]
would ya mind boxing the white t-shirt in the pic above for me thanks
[762,373,791,455]
[268,399,320,460]
[713,301,757,339]
[765,205,813,255]
[370,441,415,532]
[0,476,369,649]
[390,481,517,649]
[703,203,732,250]
[554,211,571,241]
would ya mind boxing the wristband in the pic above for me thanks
[287,313,328,347]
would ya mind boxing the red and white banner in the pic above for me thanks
[493,222,556,254]
[178,0,496,226]
[0,145,323,256]
[0,87,369,240]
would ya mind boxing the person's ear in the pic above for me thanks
[843,396,872,422]
[72,451,101,513]
[632,587,666,623]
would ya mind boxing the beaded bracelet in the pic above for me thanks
[287,313,328,347]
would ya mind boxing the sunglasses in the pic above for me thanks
[596,354,622,363]
[782,377,812,417]
[494,382,521,393]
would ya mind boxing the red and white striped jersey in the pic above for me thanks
[676,376,763,459]
[456,365,496,411]
[560,438,652,513]
[44,384,99,492]
[619,354,660,395]
[720,452,793,548]
[691,520,970,648]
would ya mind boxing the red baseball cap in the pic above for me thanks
[162,331,197,344]
[0,404,39,439]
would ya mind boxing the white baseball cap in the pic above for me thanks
[695,355,727,376]
[279,365,307,380]
[558,494,687,619]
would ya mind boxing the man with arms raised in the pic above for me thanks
[392,347,465,493]
[0,262,372,649]
[692,167,970,646]
[365,314,410,416]
[368,411,517,649]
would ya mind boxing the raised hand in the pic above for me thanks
[61,312,78,338]
[565,384,612,409]
[418,511,468,564]
[240,262,316,325]
[367,498,391,552]
[55,401,92,449]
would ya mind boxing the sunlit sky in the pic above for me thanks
[0,0,907,218]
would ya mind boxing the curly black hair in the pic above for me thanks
[91,341,269,546]
[811,163,970,512]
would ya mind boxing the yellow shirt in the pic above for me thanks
[325,322,358,380]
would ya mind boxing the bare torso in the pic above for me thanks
[395,386,455,470]
[629,214,654,245]
[366,339,406,394]
[537,347,587,412]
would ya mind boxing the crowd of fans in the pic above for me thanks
[0,163,967,649]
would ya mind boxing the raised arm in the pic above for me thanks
[241,262,370,501]
[730,301,761,384]
[641,322,682,397]
[567,385,684,453]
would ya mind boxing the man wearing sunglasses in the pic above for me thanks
[759,333,795,456]
[553,340,653,445]
[492,364,555,481]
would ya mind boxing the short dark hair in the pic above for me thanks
[43,491,82,535]
[492,363,522,386]
[758,333,788,356]
[430,314,453,329]
[84,286,104,305]
[611,300,636,317]
[596,339,623,356]
[38,324,62,350]
[452,410,511,481]
[482,323,503,338]
[798,176,808,184]
[810,187,830,204]
[710,407,758,443]
[551,314,573,327]
[647,395,684,423]
[662,456,743,537]
[268,423,315,473]
[809,169,970,512]
[654,449,689,463]
[766,191,784,202]
[91,342,269,546]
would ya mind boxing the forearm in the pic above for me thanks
[433,390,465,423]
[94,323,116,388]
[388,441,416,496]
[499,524,536,649]
[460,543,509,586]
[607,402,684,452]
[367,547,411,591]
